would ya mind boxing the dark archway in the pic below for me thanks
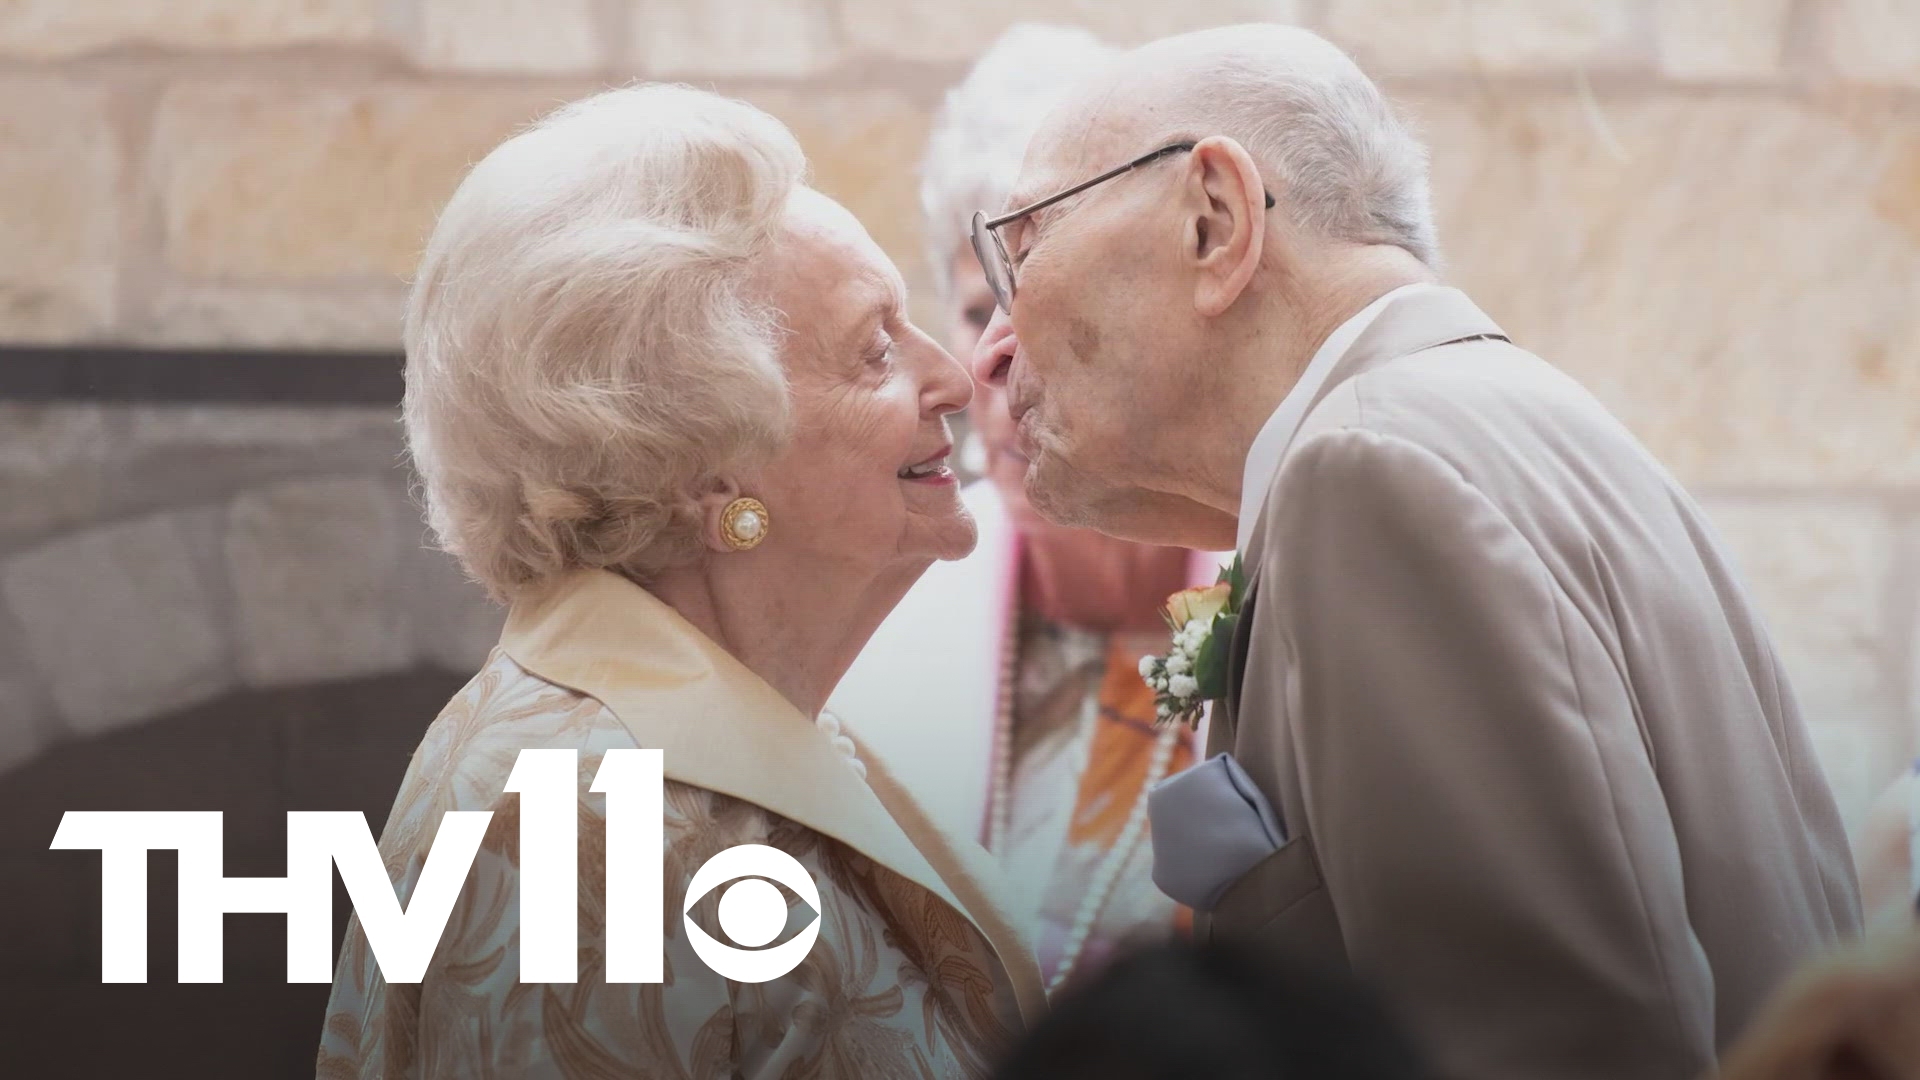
[0,668,472,1079]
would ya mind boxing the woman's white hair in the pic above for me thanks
[918,24,1119,297]
[404,84,806,601]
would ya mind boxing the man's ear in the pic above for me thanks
[1180,136,1267,318]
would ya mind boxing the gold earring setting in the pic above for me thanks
[720,497,769,551]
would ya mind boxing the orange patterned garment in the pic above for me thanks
[999,624,1195,987]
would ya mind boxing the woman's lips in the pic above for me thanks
[901,465,957,486]
[898,446,956,485]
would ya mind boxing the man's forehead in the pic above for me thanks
[1003,89,1154,212]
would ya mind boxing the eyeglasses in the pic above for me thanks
[969,141,1276,314]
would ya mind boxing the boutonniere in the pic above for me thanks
[1138,554,1248,729]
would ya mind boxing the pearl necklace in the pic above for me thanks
[814,710,866,781]
[988,606,1181,997]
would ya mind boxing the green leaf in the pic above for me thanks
[1226,553,1248,608]
[1192,611,1237,699]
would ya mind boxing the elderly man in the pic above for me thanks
[969,24,1860,1080]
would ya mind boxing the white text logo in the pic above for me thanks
[49,749,820,985]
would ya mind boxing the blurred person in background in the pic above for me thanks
[317,84,1044,1079]
[828,24,1223,997]
[1857,763,1920,927]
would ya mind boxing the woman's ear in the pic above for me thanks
[694,476,744,553]
[1182,136,1268,318]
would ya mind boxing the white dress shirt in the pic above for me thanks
[1235,283,1442,553]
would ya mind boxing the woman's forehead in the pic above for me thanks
[761,193,905,347]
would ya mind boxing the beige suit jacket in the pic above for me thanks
[1203,287,1860,1080]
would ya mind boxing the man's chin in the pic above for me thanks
[1021,458,1104,532]
[1024,460,1236,549]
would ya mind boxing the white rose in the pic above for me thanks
[1168,673,1199,700]
[1138,655,1158,680]
[1165,652,1190,675]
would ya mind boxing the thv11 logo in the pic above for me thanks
[50,749,820,985]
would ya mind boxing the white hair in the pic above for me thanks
[1153,25,1440,266]
[918,24,1119,296]
[403,84,806,600]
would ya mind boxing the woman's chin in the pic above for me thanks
[910,506,979,562]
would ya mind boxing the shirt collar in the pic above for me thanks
[1235,282,1441,553]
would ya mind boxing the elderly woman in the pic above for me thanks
[316,86,1043,1078]
[828,25,1222,997]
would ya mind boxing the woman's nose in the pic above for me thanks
[971,308,1017,388]
[919,334,974,416]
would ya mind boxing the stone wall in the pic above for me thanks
[2,0,1918,831]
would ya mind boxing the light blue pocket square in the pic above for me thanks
[1147,753,1287,912]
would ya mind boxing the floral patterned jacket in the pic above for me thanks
[317,571,1044,1079]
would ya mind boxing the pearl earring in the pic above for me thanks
[720,497,769,551]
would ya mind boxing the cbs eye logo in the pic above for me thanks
[682,845,822,982]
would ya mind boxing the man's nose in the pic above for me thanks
[971,308,1017,388]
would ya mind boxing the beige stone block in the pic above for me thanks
[1821,0,1920,86]
[118,404,403,492]
[404,532,506,675]
[1653,0,1792,79]
[0,0,387,55]
[0,405,115,536]
[632,0,839,76]
[151,84,567,281]
[1406,89,1920,486]
[1326,0,1636,74]
[0,76,119,342]
[837,0,1302,64]
[0,675,45,775]
[125,405,399,455]
[743,89,937,306]
[1,512,231,736]
[1702,504,1891,733]
[226,477,414,685]
[141,284,407,350]
[416,0,601,73]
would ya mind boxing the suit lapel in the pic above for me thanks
[1222,287,1508,713]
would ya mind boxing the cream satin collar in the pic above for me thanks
[499,568,1045,1023]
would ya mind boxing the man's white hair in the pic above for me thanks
[404,84,805,600]
[919,24,1119,297]
[1147,25,1439,266]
